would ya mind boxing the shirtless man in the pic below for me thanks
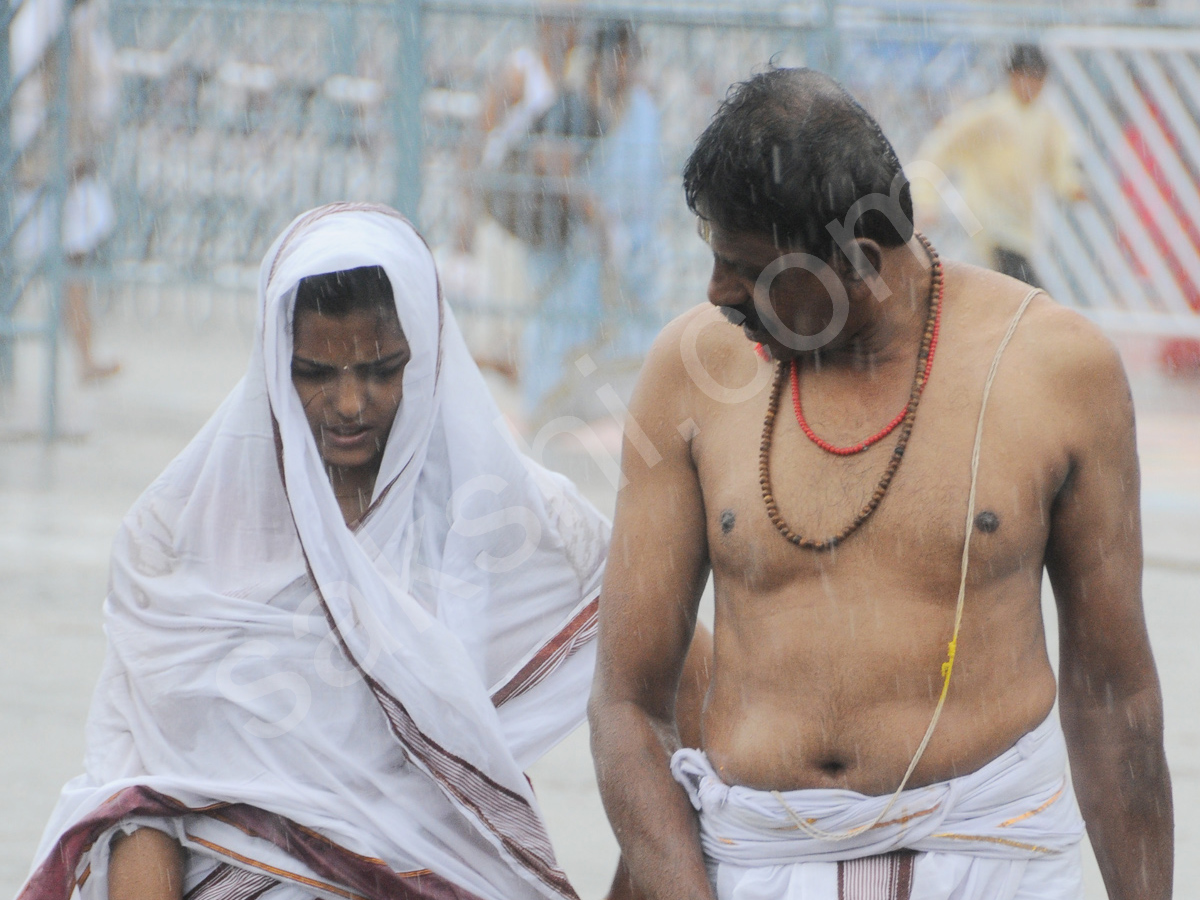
[588,68,1171,900]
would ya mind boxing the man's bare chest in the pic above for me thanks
[691,364,1072,595]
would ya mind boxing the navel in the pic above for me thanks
[817,757,847,777]
[720,509,736,534]
[974,510,1000,534]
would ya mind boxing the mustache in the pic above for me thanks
[720,302,765,334]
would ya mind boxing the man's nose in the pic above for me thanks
[707,261,750,309]
[331,373,367,419]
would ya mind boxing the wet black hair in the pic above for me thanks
[1008,44,1048,77]
[682,67,913,261]
[293,265,395,322]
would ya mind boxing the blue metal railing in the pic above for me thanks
[0,0,72,439]
[9,0,1200,439]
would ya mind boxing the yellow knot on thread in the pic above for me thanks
[940,639,958,681]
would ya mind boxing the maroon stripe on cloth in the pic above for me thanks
[17,786,484,900]
[837,851,916,900]
[288,566,577,900]
[184,863,278,900]
[369,688,577,899]
[183,864,229,900]
[491,595,599,707]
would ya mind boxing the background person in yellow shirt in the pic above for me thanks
[913,44,1085,286]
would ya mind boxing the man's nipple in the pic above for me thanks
[974,510,1000,534]
[720,509,736,534]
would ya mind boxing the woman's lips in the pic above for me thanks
[322,426,372,451]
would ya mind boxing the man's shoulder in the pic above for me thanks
[948,262,1126,398]
[634,303,765,421]
[646,303,757,379]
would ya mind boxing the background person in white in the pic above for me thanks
[913,44,1085,288]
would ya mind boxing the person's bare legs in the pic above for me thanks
[64,268,120,382]
[108,828,184,900]
[606,624,713,900]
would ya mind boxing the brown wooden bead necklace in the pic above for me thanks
[758,233,944,551]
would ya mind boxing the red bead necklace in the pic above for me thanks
[791,244,944,456]
[758,233,944,551]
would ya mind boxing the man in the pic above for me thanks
[913,44,1084,287]
[461,11,581,383]
[518,20,665,424]
[589,68,1171,900]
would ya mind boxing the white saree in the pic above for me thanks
[671,713,1087,900]
[20,203,608,900]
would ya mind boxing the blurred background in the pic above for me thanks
[1,1,1199,898]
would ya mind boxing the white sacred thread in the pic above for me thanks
[771,287,1042,841]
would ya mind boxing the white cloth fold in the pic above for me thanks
[670,713,1086,899]
[22,203,608,900]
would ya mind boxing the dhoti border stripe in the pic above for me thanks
[308,602,577,898]
[491,595,599,707]
[184,833,365,900]
[369,688,575,898]
[184,862,279,900]
[17,786,482,900]
[837,851,916,900]
[302,566,577,900]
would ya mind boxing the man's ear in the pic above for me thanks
[833,238,884,285]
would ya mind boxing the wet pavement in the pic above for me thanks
[1,308,1197,899]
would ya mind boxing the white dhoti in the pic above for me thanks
[670,713,1087,900]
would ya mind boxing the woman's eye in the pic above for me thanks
[365,361,406,380]
[292,365,334,381]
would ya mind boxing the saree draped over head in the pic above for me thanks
[20,203,609,900]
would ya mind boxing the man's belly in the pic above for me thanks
[702,694,1055,796]
[700,609,1058,796]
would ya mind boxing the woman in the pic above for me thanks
[19,203,638,900]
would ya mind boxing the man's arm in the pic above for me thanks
[589,310,716,900]
[1044,317,1172,900]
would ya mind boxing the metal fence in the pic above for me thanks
[104,0,421,307]
[1,0,73,437]
[1040,28,1200,337]
[5,0,1200,437]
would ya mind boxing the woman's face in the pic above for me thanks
[291,308,410,473]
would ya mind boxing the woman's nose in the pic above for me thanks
[331,372,367,419]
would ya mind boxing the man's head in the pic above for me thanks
[290,265,411,476]
[537,12,578,79]
[684,67,912,262]
[1007,44,1048,105]
[683,68,914,357]
[591,20,640,105]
